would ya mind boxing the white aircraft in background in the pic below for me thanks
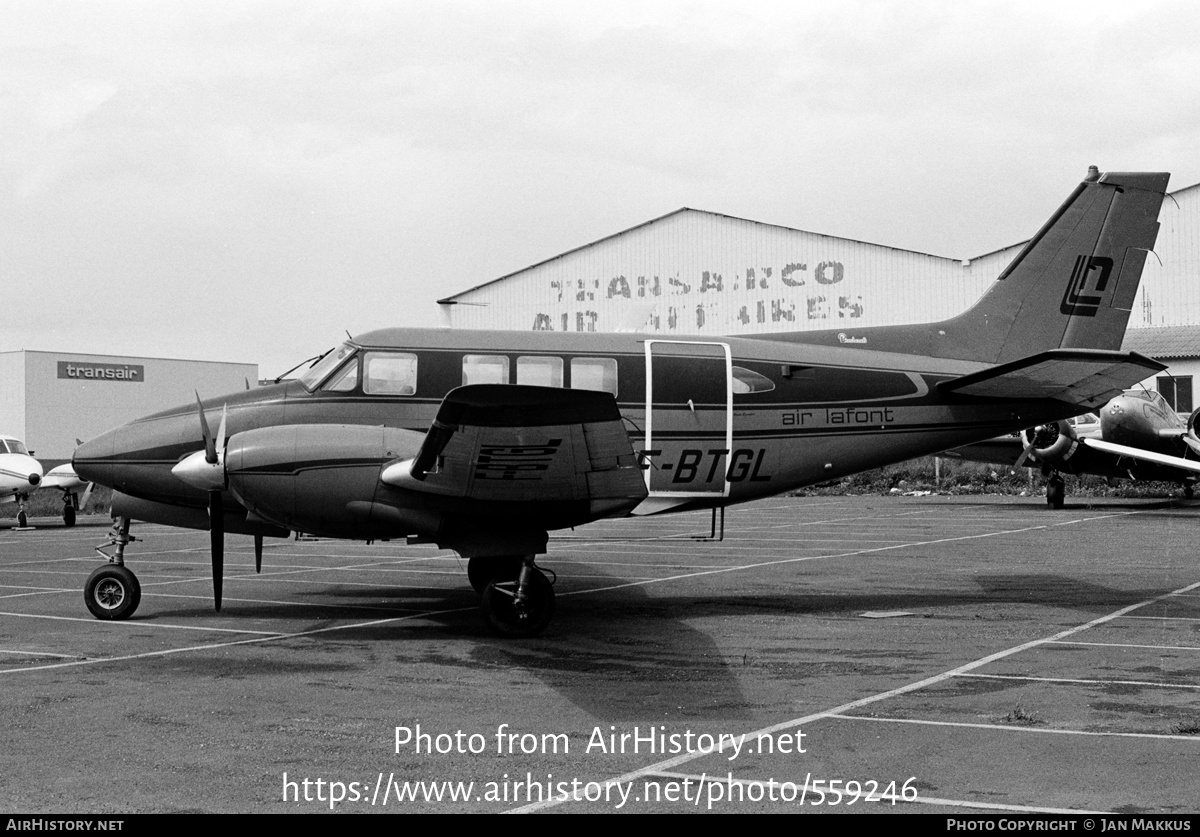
[1,435,92,527]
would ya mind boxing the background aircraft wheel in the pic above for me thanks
[17,511,27,528]
[84,565,141,621]
[467,556,523,593]
[1186,486,1195,499]
[1046,476,1065,510]
[63,505,76,527]
[480,570,554,638]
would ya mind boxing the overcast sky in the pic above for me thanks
[3,0,1199,377]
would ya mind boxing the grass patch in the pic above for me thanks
[1003,705,1046,726]
[790,457,1188,499]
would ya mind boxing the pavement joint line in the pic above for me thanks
[0,648,82,659]
[148,592,446,612]
[1123,615,1200,622]
[824,713,1200,742]
[0,610,283,636]
[0,602,481,676]
[1048,639,1200,652]
[954,672,1200,690]
[555,513,1144,599]
[506,575,1200,813]
[642,770,1099,814]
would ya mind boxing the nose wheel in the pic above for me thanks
[84,565,141,620]
[478,558,554,638]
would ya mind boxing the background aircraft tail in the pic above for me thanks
[771,169,1170,364]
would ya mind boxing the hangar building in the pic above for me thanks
[439,179,1200,411]
[0,350,257,464]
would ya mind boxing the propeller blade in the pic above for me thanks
[209,489,224,612]
[1014,447,1032,469]
[254,535,263,573]
[196,393,216,464]
[216,405,227,456]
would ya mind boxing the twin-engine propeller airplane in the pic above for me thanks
[2,435,91,528]
[944,387,1200,508]
[73,169,1170,636]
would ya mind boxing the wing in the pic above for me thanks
[1080,437,1200,475]
[381,384,647,514]
[937,349,1165,406]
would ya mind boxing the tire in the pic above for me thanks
[63,505,76,527]
[467,556,523,593]
[1046,477,1065,510]
[84,565,141,620]
[480,570,554,638]
[17,511,27,528]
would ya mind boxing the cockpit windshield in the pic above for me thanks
[298,344,357,391]
[1,439,28,455]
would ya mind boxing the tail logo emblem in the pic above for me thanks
[1060,255,1114,317]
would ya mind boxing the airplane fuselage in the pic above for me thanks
[74,327,1091,541]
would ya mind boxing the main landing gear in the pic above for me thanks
[468,556,555,638]
[84,517,141,620]
[1046,473,1065,510]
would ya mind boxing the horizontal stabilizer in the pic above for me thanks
[1081,437,1200,475]
[937,349,1165,406]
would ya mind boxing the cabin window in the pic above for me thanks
[321,358,359,392]
[731,366,775,394]
[364,352,417,395]
[463,355,510,385]
[517,356,563,388]
[570,357,618,395]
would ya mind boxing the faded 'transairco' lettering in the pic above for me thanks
[531,262,853,332]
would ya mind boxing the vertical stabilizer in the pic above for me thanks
[980,170,1168,363]
[763,169,1170,364]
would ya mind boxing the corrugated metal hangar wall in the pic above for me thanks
[440,182,1200,339]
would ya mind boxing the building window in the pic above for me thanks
[1157,375,1193,412]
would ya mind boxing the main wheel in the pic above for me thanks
[480,569,554,638]
[63,505,76,527]
[1046,476,1065,510]
[84,565,141,620]
[467,556,523,593]
[17,511,27,528]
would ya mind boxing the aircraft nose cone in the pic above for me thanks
[28,472,40,487]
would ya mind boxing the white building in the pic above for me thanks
[0,350,257,463]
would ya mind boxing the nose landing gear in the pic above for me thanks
[85,517,141,620]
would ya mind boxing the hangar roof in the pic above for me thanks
[1122,326,1200,359]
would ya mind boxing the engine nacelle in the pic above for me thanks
[223,423,433,539]
[1022,420,1079,465]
